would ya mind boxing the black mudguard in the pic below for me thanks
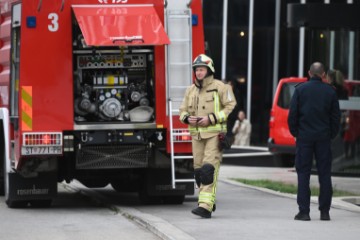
[7,171,57,202]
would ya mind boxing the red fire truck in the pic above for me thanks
[0,0,204,207]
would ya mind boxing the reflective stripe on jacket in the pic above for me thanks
[179,75,236,139]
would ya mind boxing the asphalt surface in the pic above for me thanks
[71,164,360,240]
[0,186,161,240]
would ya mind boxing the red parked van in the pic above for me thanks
[268,77,306,154]
[268,77,360,159]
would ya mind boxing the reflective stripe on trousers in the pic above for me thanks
[192,135,222,211]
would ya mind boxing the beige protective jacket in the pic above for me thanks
[179,75,236,140]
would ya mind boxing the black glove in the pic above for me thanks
[218,133,234,150]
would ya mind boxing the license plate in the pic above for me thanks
[21,146,62,155]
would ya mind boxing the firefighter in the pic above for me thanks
[179,54,236,218]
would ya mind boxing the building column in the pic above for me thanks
[247,0,254,121]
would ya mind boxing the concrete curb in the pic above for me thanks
[118,206,196,240]
[220,179,360,213]
[61,182,195,240]
[60,179,360,240]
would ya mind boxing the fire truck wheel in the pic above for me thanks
[138,189,161,204]
[111,182,137,192]
[0,139,4,196]
[162,195,185,204]
[4,173,28,208]
[79,179,109,188]
[0,156,4,196]
[0,178,3,196]
[2,138,27,208]
[30,199,52,208]
[6,200,28,208]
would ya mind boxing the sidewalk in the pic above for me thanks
[133,174,360,240]
[220,165,360,194]
[70,165,360,240]
[219,165,360,211]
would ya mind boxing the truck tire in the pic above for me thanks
[111,178,140,192]
[138,186,161,204]
[4,169,28,208]
[0,128,5,196]
[79,179,109,188]
[5,171,28,208]
[1,129,24,206]
[6,199,28,208]
[0,176,4,196]
[0,149,4,196]
[30,199,52,208]
[5,169,57,208]
[111,182,135,192]
[162,195,185,204]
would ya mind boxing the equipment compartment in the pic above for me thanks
[72,19,155,124]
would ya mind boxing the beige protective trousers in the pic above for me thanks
[192,135,222,212]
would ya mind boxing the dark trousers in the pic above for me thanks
[295,139,333,213]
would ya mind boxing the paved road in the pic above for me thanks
[0,185,160,240]
[2,165,359,240]
[120,182,360,240]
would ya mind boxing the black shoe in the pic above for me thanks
[191,207,212,218]
[294,212,311,221]
[196,203,216,212]
[320,211,330,221]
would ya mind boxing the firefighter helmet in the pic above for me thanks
[192,54,215,74]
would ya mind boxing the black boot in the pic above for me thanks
[191,207,212,218]
[294,212,311,221]
[196,203,216,212]
[320,211,330,221]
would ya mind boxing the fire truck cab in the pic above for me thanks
[0,0,204,207]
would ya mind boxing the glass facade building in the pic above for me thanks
[203,0,360,174]
[203,0,360,175]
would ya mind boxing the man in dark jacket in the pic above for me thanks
[288,62,341,221]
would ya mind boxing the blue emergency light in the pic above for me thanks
[192,14,198,26]
[26,16,36,28]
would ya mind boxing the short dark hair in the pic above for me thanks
[309,62,325,78]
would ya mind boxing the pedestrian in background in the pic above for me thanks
[288,62,341,221]
[232,110,251,146]
[224,77,244,147]
[179,54,236,218]
[326,69,348,100]
[326,69,352,158]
